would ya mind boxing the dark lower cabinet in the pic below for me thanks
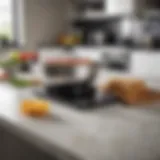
[0,126,59,160]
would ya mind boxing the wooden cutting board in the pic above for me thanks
[100,78,160,105]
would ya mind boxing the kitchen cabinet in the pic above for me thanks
[76,0,135,19]
[75,0,148,19]
[106,0,134,15]
[106,0,151,16]
[0,125,59,160]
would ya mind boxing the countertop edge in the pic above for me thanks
[0,116,82,160]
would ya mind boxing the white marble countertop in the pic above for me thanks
[1,77,160,160]
[1,48,160,160]
[1,48,160,159]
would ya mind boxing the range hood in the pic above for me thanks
[72,0,160,20]
[73,0,135,20]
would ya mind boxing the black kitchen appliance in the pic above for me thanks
[46,82,118,110]
[73,17,120,45]
[45,63,119,109]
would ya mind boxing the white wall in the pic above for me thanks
[23,0,75,49]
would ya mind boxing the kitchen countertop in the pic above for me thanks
[0,48,160,159]
[1,46,160,160]
[1,72,160,160]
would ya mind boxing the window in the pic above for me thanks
[0,0,13,40]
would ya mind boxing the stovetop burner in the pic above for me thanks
[45,82,118,110]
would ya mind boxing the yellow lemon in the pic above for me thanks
[21,99,49,117]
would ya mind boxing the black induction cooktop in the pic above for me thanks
[45,82,119,110]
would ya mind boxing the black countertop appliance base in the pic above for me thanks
[46,82,119,110]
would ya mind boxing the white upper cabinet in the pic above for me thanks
[106,0,134,15]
